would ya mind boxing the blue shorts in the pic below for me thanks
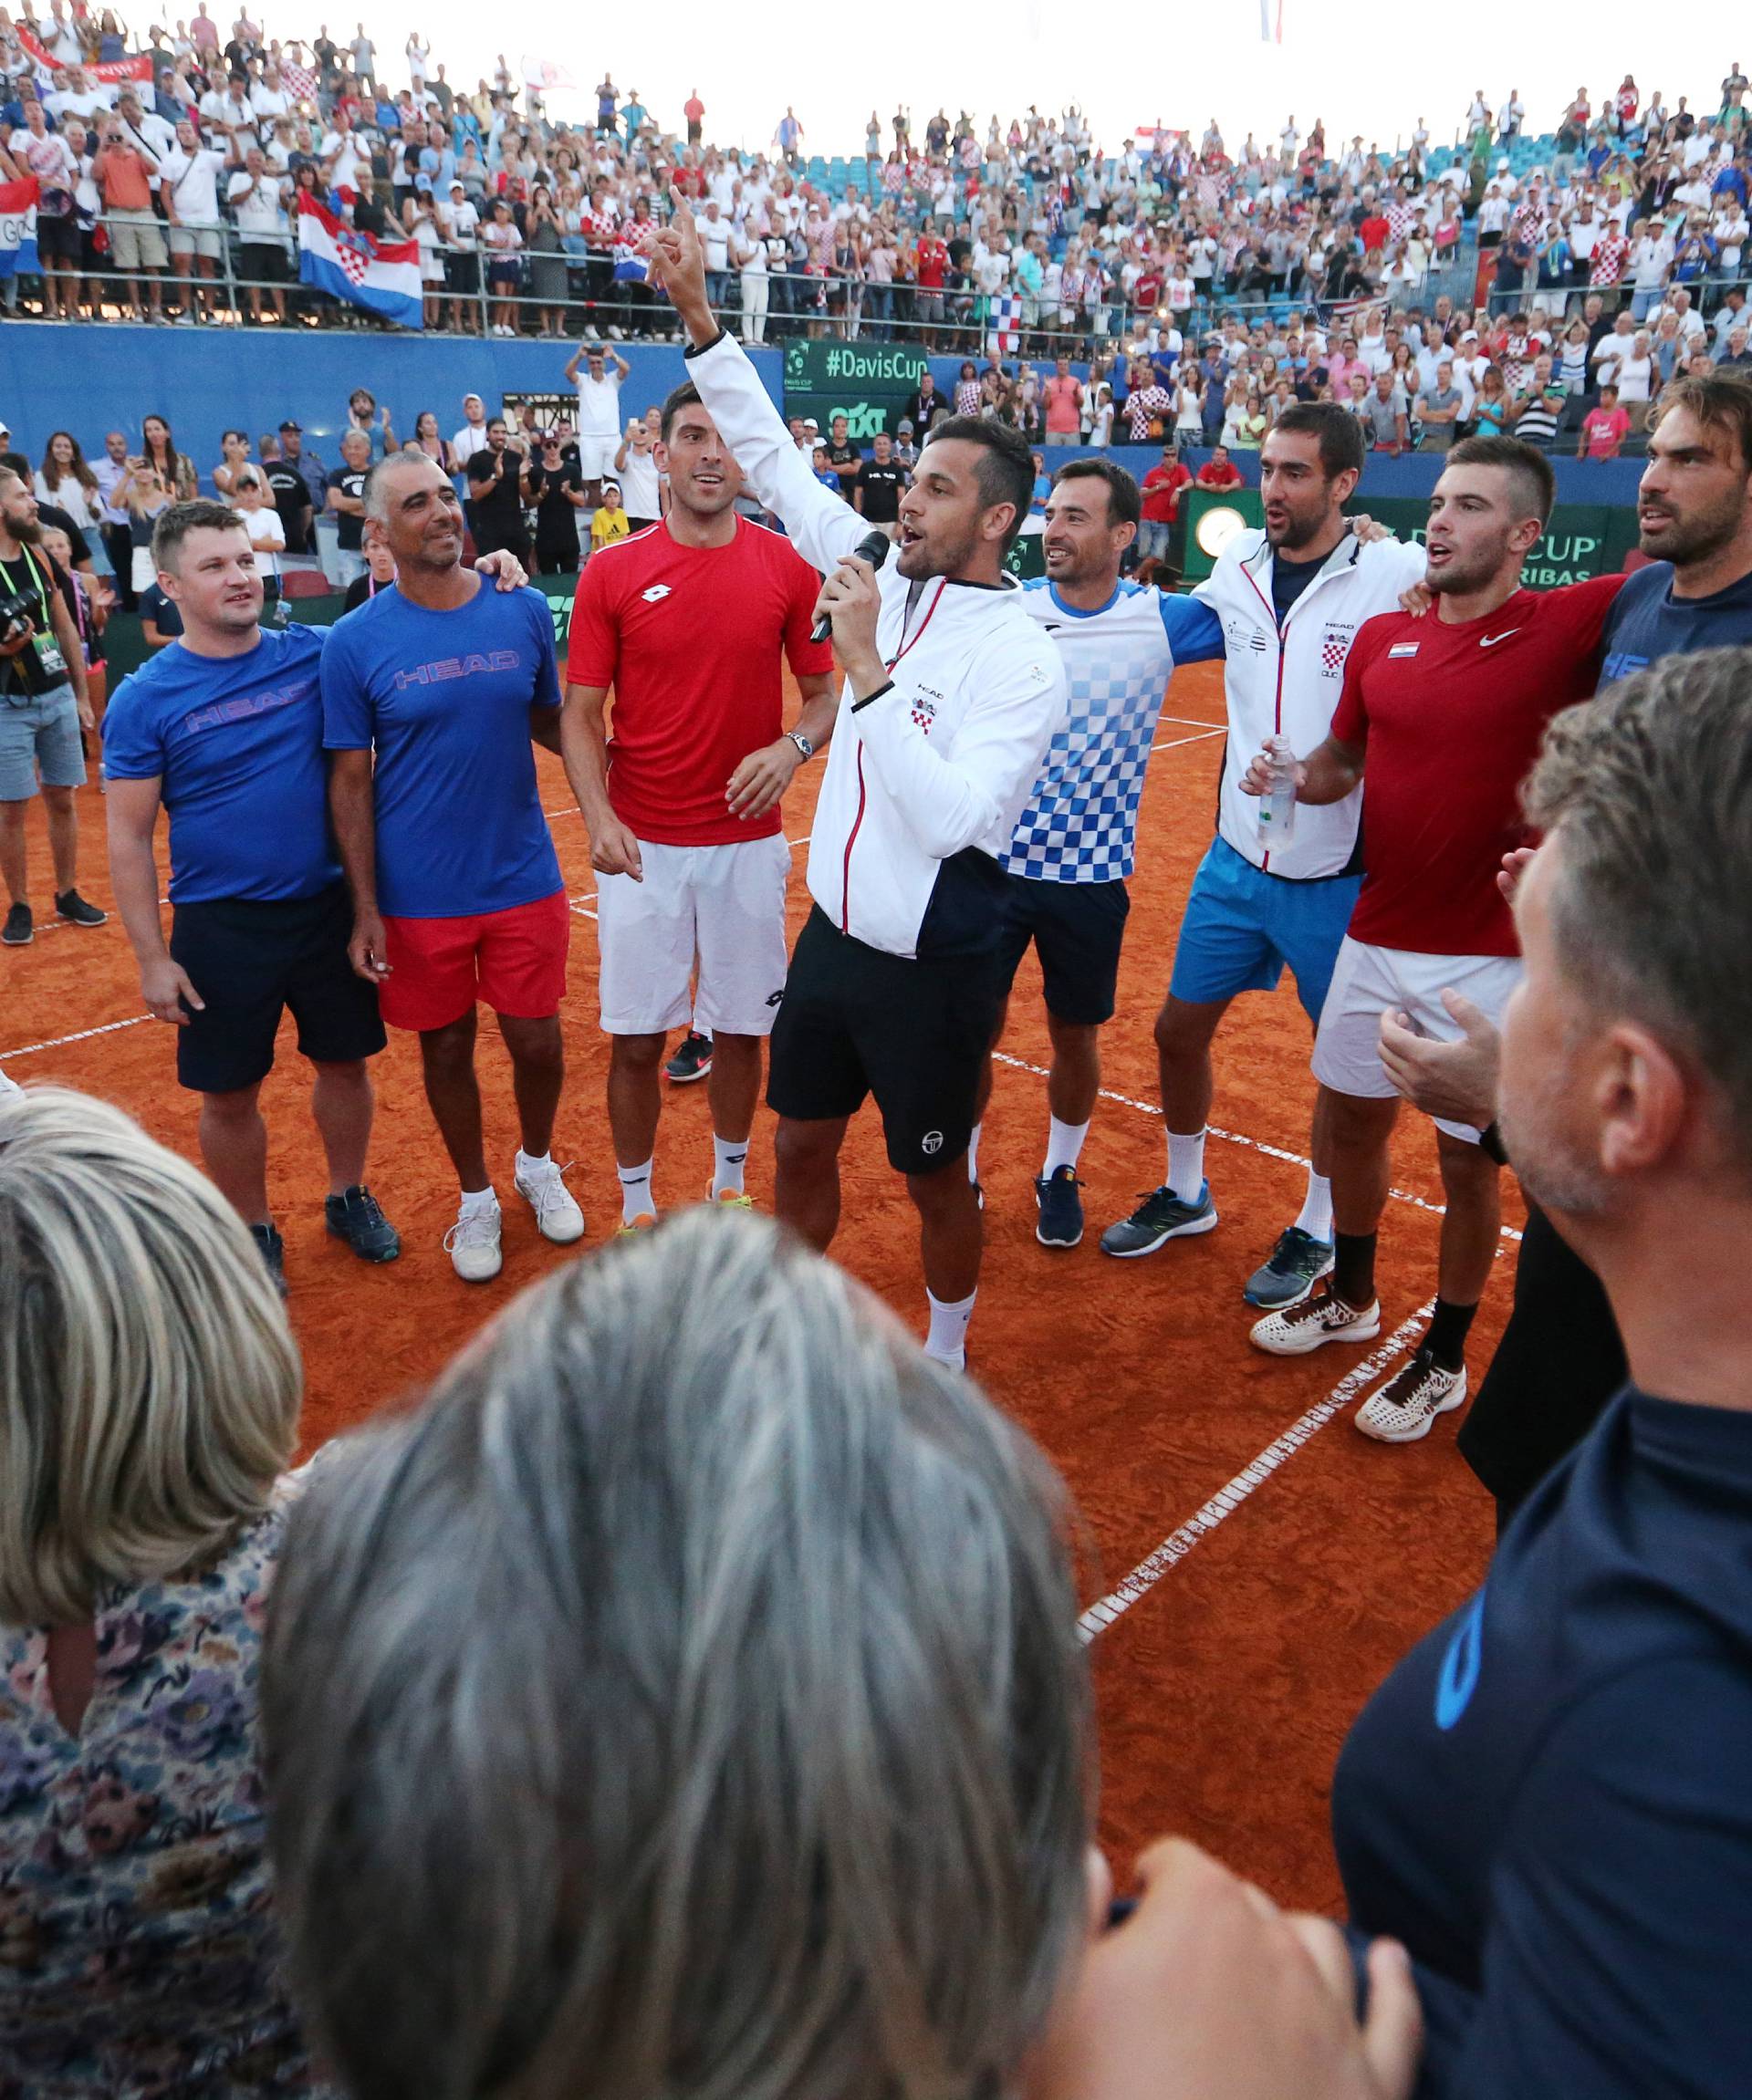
[1168,835,1361,1024]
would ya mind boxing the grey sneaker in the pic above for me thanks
[1100,1180,1217,1257]
[1244,1225,1336,1309]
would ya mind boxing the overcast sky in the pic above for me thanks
[249,7,1743,164]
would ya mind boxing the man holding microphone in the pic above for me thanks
[643,192,1067,1370]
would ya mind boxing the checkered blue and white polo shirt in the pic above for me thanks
[1001,578,1225,884]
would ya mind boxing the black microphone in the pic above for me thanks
[811,529,892,645]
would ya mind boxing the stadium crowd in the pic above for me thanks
[0,9,1747,453]
[6,14,1752,2100]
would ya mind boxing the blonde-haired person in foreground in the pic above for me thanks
[0,1085,326,2096]
[263,1207,1418,2100]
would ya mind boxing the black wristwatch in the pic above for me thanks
[787,731,815,760]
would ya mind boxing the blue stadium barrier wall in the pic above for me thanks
[8,325,1642,512]
[2,325,785,472]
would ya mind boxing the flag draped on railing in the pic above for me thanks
[297,192,422,327]
[0,178,39,281]
[987,292,1023,355]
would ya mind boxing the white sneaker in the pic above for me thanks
[1355,1350,1468,1443]
[444,1198,503,1282]
[516,1155,584,1243]
[1249,1282,1382,1356]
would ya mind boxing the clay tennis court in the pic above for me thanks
[0,656,1507,1908]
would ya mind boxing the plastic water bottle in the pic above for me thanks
[1257,735,1298,844]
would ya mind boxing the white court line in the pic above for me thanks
[1159,713,1228,732]
[1,1014,154,1060]
[1152,728,1225,752]
[1076,1300,1436,1642]
[990,1051,1522,1244]
[544,801,580,819]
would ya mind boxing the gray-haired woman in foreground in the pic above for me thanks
[262,1208,1418,2100]
[0,1085,322,2095]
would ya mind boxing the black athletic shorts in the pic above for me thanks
[994,871,1130,1025]
[1456,1201,1628,1527]
[768,904,1005,1175]
[168,880,386,1095]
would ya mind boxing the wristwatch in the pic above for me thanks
[787,731,815,760]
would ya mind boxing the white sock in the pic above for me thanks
[1166,1128,1207,1203]
[516,1148,551,1174]
[923,1286,977,1368]
[712,1134,748,1198]
[966,1121,983,1185]
[1043,1115,1090,1177]
[618,1159,654,1224]
[459,1184,497,1217]
[1295,1169,1334,1242]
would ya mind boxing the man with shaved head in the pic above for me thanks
[322,452,581,1283]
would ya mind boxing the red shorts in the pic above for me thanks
[379,889,571,1033]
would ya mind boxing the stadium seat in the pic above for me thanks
[279,569,333,599]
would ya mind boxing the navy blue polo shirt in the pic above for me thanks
[1333,1387,1752,2097]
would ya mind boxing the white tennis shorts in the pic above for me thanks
[575,432,620,480]
[595,832,791,1036]
[1311,937,1523,1142]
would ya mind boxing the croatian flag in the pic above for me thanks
[987,292,1023,355]
[0,178,39,282]
[297,192,422,328]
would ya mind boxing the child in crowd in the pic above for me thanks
[589,477,631,554]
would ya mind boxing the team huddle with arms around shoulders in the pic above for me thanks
[89,185,1752,1416]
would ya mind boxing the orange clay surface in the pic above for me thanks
[0,660,1506,1909]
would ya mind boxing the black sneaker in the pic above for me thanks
[664,1029,714,1083]
[54,889,108,929]
[1034,1165,1085,1248]
[1243,1224,1336,1309]
[2,902,30,946]
[250,1221,288,1298]
[324,1183,402,1263]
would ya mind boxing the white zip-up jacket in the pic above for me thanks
[1194,528,1428,880]
[686,332,1068,959]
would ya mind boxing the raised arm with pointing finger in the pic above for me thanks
[641,188,1066,962]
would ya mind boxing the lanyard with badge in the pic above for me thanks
[0,547,67,689]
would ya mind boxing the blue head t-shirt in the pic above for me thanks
[102,626,341,905]
[320,582,562,920]
[1597,560,1752,689]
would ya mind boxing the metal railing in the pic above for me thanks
[22,214,1751,363]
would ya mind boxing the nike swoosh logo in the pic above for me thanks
[1480,629,1520,648]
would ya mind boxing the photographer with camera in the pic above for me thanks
[0,470,103,948]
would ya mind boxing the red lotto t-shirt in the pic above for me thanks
[566,519,834,846]
[1331,574,1624,957]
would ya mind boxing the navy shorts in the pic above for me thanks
[168,880,387,1095]
[995,871,1130,1025]
[768,905,1004,1175]
[1168,835,1361,1024]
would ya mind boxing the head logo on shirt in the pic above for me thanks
[1434,1587,1486,1731]
[393,650,520,689]
[641,584,672,603]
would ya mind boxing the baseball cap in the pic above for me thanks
[414,173,433,192]
[463,392,484,406]
[802,416,819,430]
[602,479,621,494]
[278,418,302,431]
[449,178,465,191]
[897,418,913,431]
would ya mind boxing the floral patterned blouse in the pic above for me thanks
[0,1481,326,2097]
